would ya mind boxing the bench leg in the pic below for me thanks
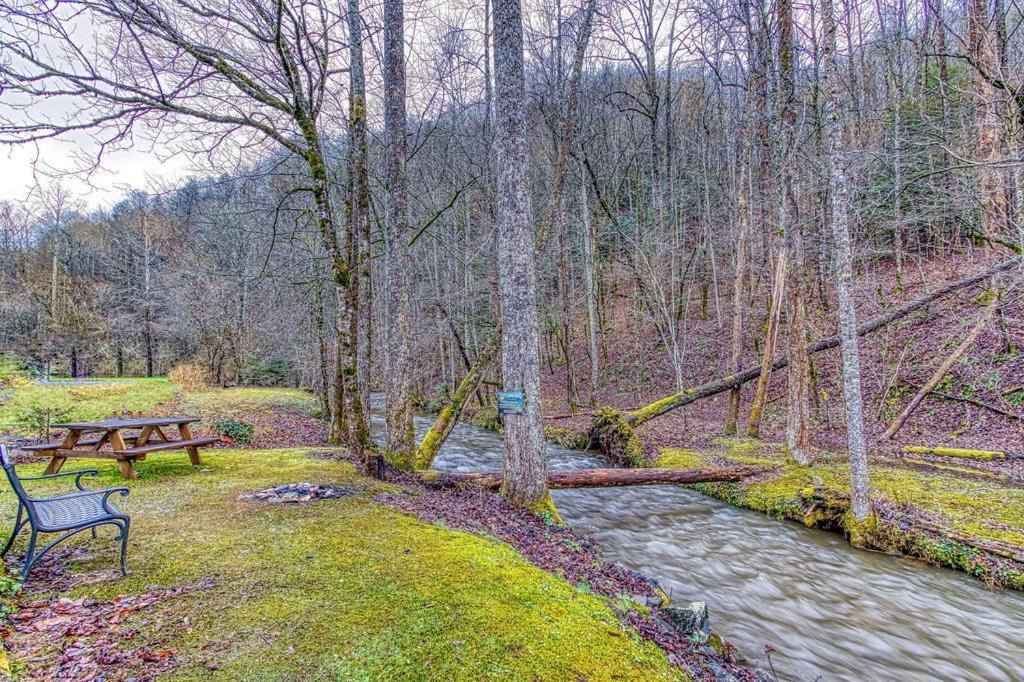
[117,459,137,480]
[118,518,131,576]
[43,456,67,475]
[186,446,202,466]
[2,504,25,556]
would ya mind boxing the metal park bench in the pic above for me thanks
[1,445,130,579]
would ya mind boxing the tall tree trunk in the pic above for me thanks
[347,0,372,457]
[969,0,1010,240]
[725,171,748,436]
[823,0,871,522]
[580,171,601,405]
[383,0,415,468]
[492,0,550,512]
[779,0,812,464]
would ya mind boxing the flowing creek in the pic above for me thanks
[374,409,1024,680]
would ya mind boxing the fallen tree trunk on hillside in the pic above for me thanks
[883,301,997,439]
[416,465,767,491]
[588,257,1019,464]
[415,329,501,470]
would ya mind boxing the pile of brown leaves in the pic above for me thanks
[3,574,213,681]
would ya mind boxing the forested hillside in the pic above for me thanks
[2,0,1019,462]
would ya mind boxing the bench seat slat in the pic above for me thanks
[22,436,136,452]
[115,437,217,456]
[23,437,105,451]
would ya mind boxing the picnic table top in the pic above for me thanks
[51,416,200,431]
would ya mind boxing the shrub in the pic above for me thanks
[239,356,295,387]
[214,418,254,444]
[470,408,502,433]
[167,362,212,391]
[12,393,72,439]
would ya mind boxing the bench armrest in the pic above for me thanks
[20,469,99,491]
[100,488,130,514]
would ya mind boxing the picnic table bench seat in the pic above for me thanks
[116,437,217,456]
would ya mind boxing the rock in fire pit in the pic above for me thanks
[240,483,355,504]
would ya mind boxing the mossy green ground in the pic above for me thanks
[659,439,1024,588]
[0,382,682,680]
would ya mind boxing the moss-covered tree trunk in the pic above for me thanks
[347,0,372,461]
[415,329,500,470]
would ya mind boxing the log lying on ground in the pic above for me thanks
[882,301,996,439]
[902,445,1011,460]
[625,257,1018,429]
[416,465,768,491]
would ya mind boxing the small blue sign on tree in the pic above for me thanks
[496,391,525,415]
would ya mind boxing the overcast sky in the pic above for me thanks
[0,135,194,210]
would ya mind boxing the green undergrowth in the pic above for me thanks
[0,378,176,438]
[2,448,681,680]
[657,439,1024,589]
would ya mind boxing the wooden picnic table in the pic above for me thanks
[20,416,217,480]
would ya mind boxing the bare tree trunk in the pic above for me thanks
[747,251,786,437]
[493,0,549,512]
[779,0,811,464]
[823,0,870,522]
[726,134,751,435]
[580,172,600,405]
[969,0,1010,240]
[383,0,414,468]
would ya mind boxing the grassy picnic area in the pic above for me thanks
[0,378,681,681]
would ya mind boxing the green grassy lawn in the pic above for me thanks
[659,439,1024,588]
[0,380,682,680]
[0,378,176,438]
[2,451,678,680]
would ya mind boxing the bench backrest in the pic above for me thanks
[0,445,31,504]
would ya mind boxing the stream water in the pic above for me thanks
[378,409,1024,680]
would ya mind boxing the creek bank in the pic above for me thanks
[442,399,1024,589]
[375,468,763,681]
[659,442,1024,590]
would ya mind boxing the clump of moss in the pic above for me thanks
[587,407,646,467]
[657,448,706,469]
[543,426,590,450]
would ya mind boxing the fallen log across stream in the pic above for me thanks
[588,257,1019,464]
[416,465,768,491]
